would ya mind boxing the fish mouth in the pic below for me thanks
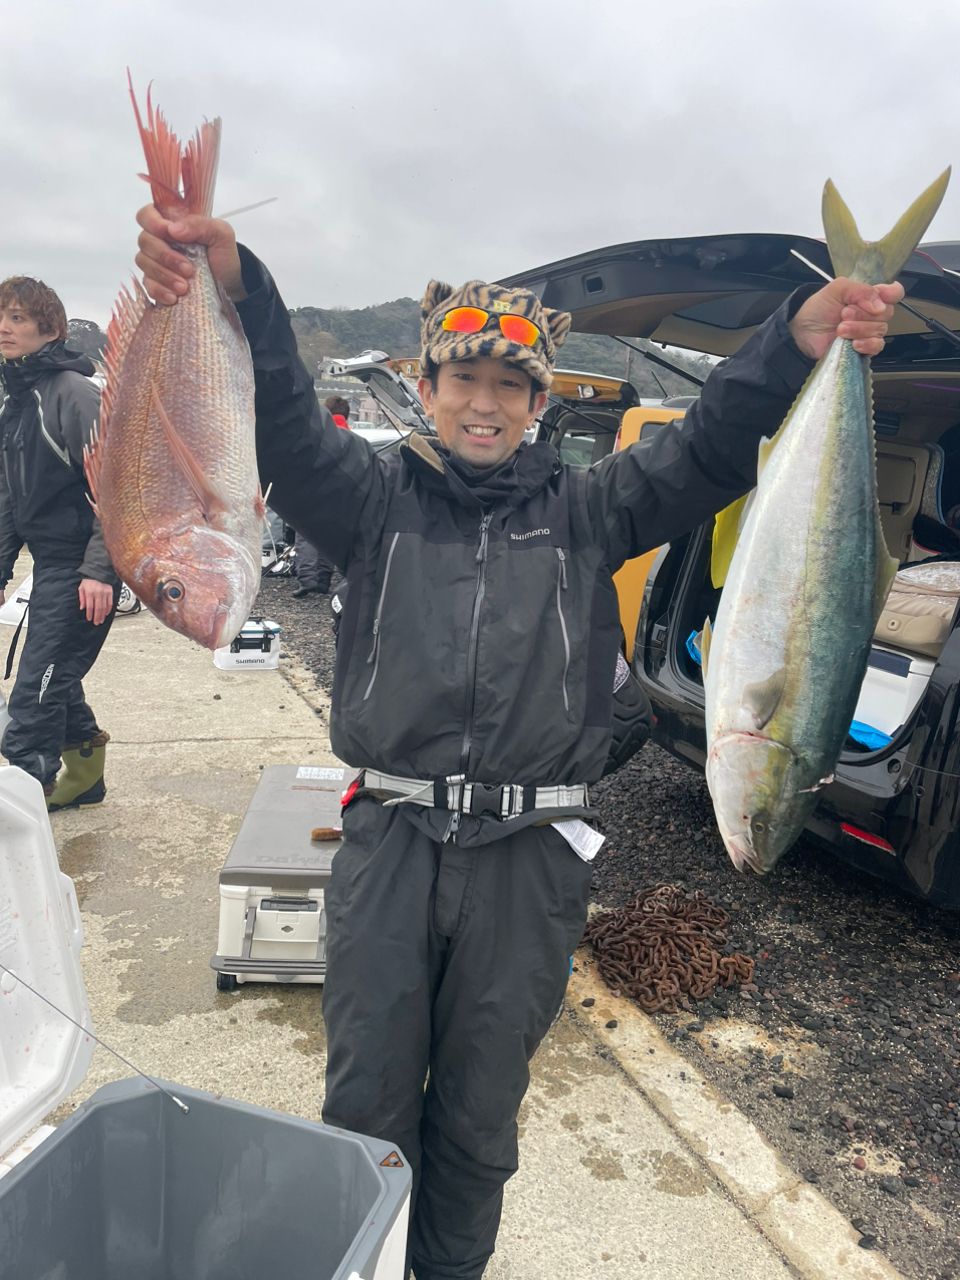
[210,593,254,650]
[723,832,766,875]
[210,605,239,650]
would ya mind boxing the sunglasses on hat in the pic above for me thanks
[441,306,542,348]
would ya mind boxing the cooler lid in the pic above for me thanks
[0,768,94,1159]
[219,764,344,884]
[240,618,280,636]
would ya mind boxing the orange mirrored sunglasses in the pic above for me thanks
[441,306,542,348]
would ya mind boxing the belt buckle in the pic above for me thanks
[468,783,505,819]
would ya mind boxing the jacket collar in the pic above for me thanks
[401,435,560,512]
[0,341,96,403]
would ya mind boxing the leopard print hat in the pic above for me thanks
[419,279,572,389]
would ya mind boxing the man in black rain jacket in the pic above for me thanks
[135,207,902,1280]
[0,277,119,808]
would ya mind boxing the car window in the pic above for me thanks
[558,434,597,468]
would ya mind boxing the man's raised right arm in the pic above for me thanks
[135,207,383,566]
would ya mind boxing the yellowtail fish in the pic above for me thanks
[703,170,950,873]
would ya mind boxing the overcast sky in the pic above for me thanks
[3,0,959,327]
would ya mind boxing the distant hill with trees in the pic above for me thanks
[67,318,107,359]
[289,298,715,396]
[68,298,716,398]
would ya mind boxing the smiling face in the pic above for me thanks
[419,357,548,468]
[0,302,48,360]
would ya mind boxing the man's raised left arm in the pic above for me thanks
[587,279,902,569]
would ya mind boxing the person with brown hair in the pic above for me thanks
[0,276,119,809]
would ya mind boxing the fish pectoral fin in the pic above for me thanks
[151,385,230,525]
[742,667,786,730]
[254,484,267,520]
[700,616,713,677]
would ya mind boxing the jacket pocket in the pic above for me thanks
[363,531,400,701]
[556,547,571,714]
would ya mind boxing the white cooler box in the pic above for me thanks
[0,572,32,626]
[213,617,281,671]
[0,766,409,1280]
[854,645,936,740]
[212,763,347,989]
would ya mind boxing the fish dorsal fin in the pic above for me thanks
[757,412,794,478]
[150,385,231,525]
[100,277,151,443]
[710,493,751,588]
[742,667,787,730]
[700,616,713,678]
[823,169,951,284]
[82,425,103,511]
[756,393,804,482]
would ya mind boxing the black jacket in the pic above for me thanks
[0,343,115,586]
[238,248,814,794]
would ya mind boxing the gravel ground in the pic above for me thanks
[258,572,960,1280]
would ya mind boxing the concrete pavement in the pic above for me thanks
[3,556,904,1279]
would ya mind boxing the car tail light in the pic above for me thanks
[840,822,896,855]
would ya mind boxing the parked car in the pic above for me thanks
[504,232,960,905]
[326,350,433,447]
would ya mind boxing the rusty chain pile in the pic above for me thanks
[583,883,755,1013]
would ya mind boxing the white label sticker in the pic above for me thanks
[551,819,605,862]
[296,766,345,781]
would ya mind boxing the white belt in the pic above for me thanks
[362,770,589,820]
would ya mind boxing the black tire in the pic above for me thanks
[216,972,238,992]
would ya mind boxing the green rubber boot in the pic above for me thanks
[46,731,109,812]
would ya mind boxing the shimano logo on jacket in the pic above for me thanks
[510,528,550,541]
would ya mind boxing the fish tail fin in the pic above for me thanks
[181,117,222,218]
[823,169,950,284]
[128,70,187,217]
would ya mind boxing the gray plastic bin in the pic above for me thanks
[0,1078,410,1280]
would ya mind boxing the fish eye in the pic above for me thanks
[159,578,185,602]
[752,820,766,834]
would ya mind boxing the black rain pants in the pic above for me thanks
[321,797,593,1280]
[1,564,117,786]
[295,534,333,592]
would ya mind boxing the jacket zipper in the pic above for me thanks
[446,512,493,839]
[556,548,571,714]
[363,531,400,701]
